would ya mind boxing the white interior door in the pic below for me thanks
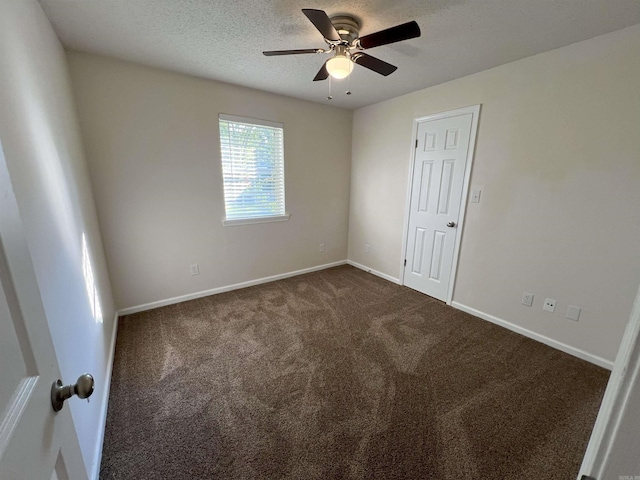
[403,109,476,302]
[0,144,87,479]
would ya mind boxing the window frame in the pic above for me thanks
[218,114,289,226]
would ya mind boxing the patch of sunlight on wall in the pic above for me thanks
[82,233,102,323]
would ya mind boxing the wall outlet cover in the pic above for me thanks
[190,264,200,276]
[566,305,581,321]
[522,292,534,307]
[543,297,556,313]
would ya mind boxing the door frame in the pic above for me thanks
[399,104,481,304]
[578,282,640,479]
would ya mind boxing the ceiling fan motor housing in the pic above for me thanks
[329,15,360,44]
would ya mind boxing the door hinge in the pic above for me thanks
[415,139,418,148]
[404,259,407,267]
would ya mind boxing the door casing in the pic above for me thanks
[400,105,481,304]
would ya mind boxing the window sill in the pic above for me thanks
[222,213,290,227]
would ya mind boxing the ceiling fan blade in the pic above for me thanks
[302,9,341,42]
[358,20,421,49]
[263,48,322,56]
[313,61,329,81]
[352,53,397,76]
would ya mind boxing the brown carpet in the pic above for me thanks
[100,265,609,479]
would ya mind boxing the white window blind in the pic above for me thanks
[218,114,286,223]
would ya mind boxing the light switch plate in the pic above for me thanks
[470,189,482,203]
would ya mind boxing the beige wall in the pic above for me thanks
[0,0,116,475]
[68,52,352,310]
[349,24,640,363]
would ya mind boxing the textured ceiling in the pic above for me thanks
[39,0,640,109]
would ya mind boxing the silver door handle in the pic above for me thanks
[51,373,94,412]
[447,221,456,228]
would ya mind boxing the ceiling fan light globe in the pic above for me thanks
[326,56,354,79]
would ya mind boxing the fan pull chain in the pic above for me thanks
[327,75,333,100]
[346,70,352,96]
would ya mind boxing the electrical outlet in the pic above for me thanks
[190,264,199,276]
[364,244,370,254]
[319,243,325,253]
[521,292,534,307]
[543,298,556,313]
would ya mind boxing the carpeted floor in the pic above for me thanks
[100,265,609,479]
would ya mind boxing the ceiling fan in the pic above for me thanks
[263,9,421,82]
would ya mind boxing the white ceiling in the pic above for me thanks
[40,0,640,109]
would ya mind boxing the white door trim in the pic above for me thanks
[578,283,640,479]
[400,104,481,305]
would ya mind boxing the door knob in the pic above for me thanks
[447,221,456,228]
[51,373,94,412]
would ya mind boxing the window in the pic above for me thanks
[218,114,289,226]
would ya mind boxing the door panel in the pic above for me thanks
[411,228,426,274]
[0,143,86,479]
[417,161,433,212]
[438,159,455,214]
[404,112,475,301]
[0,287,30,410]
[429,230,446,281]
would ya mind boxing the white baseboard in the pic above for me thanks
[346,260,401,285]
[117,261,611,369]
[118,261,348,316]
[91,312,119,480]
[451,301,614,370]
